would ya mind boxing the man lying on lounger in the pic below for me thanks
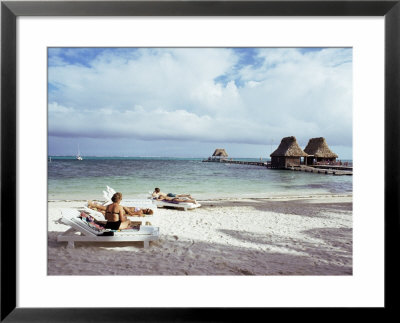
[87,192,147,230]
[88,200,153,216]
[152,187,197,204]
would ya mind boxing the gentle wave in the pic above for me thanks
[48,158,353,200]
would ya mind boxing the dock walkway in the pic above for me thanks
[289,165,353,176]
[202,159,352,175]
[202,159,271,168]
[312,164,353,171]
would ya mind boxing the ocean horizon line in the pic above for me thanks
[48,155,269,159]
[48,155,353,161]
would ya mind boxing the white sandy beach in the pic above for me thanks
[48,194,352,276]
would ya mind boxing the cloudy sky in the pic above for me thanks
[48,47,352,159]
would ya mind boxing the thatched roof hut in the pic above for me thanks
[270,136,307,169]
[270,136,308,157]
[212,149,228,157]
[304,137,338,158]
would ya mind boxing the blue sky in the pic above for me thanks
[48,47,353,159]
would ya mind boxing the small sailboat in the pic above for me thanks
[76,144,83,160]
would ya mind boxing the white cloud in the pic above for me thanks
[48,48,352,151]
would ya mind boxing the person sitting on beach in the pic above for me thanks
[152,187,197,204]
[89,192,146,230]
[88,200,153,217]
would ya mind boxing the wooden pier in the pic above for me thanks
[288,165,353,176]
[202,159,352,175]
[311,164,353,171]
[202,159,271,168]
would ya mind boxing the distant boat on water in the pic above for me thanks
[76,144,83,160]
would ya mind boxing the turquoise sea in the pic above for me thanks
[48,157,353,201]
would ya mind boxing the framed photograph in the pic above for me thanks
[1,0,399,321]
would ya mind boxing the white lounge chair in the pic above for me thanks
[102,185,117,205]
[103,186,155,207]
[86,187,156,224]
[151,199,201,211]
[57,209,159,249]
[107,185,116,196]
[148,191,201,211]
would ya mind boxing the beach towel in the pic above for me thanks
[79,212,109,234]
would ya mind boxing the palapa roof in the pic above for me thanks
[212,149,228,157]
[304,137,338,158]
[270,136,308,157]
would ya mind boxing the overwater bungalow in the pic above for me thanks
[210,148,228,161]
[303,137,338,165]
[270,136,308,168]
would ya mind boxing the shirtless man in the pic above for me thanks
[152,187,197,204]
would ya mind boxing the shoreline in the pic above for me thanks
[48,192,352,203]
[48,193,352,275]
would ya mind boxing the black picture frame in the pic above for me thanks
[1,0,399,321]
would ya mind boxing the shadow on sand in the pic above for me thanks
[48,225,352,276]
[201,199,352,219]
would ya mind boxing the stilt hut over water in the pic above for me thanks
[211,148,228,161]
[270,136,308,168]
[304,137,338,165]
